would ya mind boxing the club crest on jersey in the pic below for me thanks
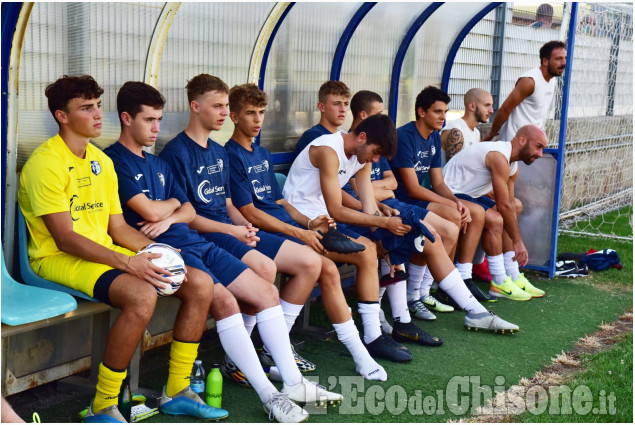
[431,145,436,157]
[91,161,101,176]
[157,172,165,186]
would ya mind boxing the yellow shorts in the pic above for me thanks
[31,245,135,298]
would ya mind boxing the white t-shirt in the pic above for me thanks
[441,117,481,165]
[443,141,516,198]
[283,131,365,219]
[499,67,556,141]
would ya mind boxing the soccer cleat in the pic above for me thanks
[472,259,492,282]
[407,299,436,320]
[281,377,343,406]
[489,277,532,301]
[555,260,578,277]
[464,311,519,333]
[317,228,366,254]
[220,356,252,387]
[464,278,497,303]
[513,273,545,298]
[392,320,443,347]
[258,345,316,372]
[158,386,229,420]
[84,402,126,423]
[264,392,309,423]
[378,308,393,335]
[364,334,412,363]
[421,294,455,312]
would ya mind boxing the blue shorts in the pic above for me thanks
[252,231,287,260]
[382,198,429,221]
[179,240,247,286]
[455,193,496,210]
[203,232,252,260]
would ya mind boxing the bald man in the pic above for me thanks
[443,124,547,301]
[440,88,493,165]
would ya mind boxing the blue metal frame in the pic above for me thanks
[388,2,443,122]
[546,3,578,278]
[330,2,376,81]
[256,2,294,158]
[1,2,23,242]
[440,2,502,92]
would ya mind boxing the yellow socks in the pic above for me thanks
[93,362,126,412]
[166,340,200,397]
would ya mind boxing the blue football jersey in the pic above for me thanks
[104,141,201,247]
[391,121,441,204]
[160,132,232,224]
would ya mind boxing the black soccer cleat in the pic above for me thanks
[392,320,443,347]
[318,228,366,254]
[464,278,497,303]
[364,334,412,363]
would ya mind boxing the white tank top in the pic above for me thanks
[499,67,556,141]
[443,141,516,198]
[441,117,481,165]
[283,131,365,219]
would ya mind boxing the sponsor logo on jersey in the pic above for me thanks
[417,150,429,159]
[91,161,101,176]
[247,160,270,174]
[69,194,104,221]
[157,172,165,187]
[134,174,144,181]
[413,161,430,174]
[197,180,225,203]
[251,180,271,201]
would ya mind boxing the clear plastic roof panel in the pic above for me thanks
[339,3,432,114]
[396,2,492,128]
[17,2,163,168]
[157,2,275,150]
[260,2,361,153]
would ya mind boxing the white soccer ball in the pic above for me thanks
[137,243,186,296]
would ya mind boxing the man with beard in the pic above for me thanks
[443,125,548,301]
[440,88,494,165]
[483,41,566,142]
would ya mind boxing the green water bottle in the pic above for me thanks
[205,364,223,408]
[118,374,132,421]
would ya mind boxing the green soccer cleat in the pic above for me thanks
[421,294,455,312]
[489,276,532,301]
[513,273,545,298]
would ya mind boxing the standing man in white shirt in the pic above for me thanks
[483,41,566,142]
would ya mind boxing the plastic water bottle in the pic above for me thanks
[190,360,205,396]
[118,375,132,421]
[205,364,223,408]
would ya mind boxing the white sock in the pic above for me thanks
[503,251,520,281]
[333,319,387,381]
[256,306,302,386]
[406,263,426,302]
[456,262,473,281]
[473,244,486,264]
[386,280,411,323]
[358,302,382,344]
[419,267,434,297]
[487,254,506,285]
[216,314,277,403]
[279,299,304,333]
[242,314,257,336]
[378,286,387,303]
[439,269,487,316]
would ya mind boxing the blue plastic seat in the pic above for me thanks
[1,248,77,326]
[17,207,100,302]
[275,172,287,191]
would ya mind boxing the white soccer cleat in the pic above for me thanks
[281,377,343,406]
[464,311,519,334]
[264,393,309,423]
